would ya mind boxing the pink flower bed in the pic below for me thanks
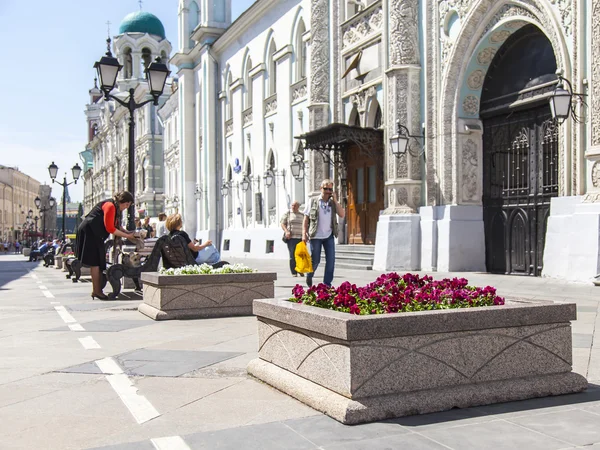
[290,273,505,315]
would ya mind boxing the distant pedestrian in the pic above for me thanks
[302,179,345,287]
[15,241,20,254]
[143,217,154,238]
[155,212,168,237]
[280,201,304,277]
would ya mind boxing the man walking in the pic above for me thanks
[302,179,345,287]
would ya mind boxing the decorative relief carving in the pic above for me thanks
[310,0,330,104]
[462,139,478,202]
[389,188,396,206]
[350,86,377,113]
[592,0,600,146]
[489,29,511,43]
[411,186,421,208]
[390,0,419,65]
[393,72,409,179]
[398,187,409,205]
[264,95,278,115]
[292,80,308,102]
[463,95,480,115]
[467,69,485,89]
[242,108,253,126]
[549,0,573,36]
[342,7,383,49]
[476,47,497,65]
[225,119,233,136]
[438,0,473,65]
[592,161,600,188]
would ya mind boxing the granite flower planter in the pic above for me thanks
[139,272,277,320]
[54,255,64,270]
[248,298,587,424]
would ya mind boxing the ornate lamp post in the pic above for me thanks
[94,38,170,230]
[48,162,81,239]
[35,195,56,240]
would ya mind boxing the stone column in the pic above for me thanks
[373,0,422,271]
[178,68,197,234]
[308,0,330,193]
[132,52,142,79]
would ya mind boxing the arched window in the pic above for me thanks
[244,56,253,110]
[160,50,168,64]
[226,72,233,120]
[366,99,382,128]
[295,19,307,82]
[267,39,277,96]
[349,106,360,127]
[123,48,133,78]
[141,48,152,73]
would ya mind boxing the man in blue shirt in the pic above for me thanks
[29,241,50,262]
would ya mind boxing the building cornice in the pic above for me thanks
[274,45,293,62]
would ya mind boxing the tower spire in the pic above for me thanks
[139,0,143,11]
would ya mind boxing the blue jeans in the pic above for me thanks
[286,238,302,275]
[309,234,335,286]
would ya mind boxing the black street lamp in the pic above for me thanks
[35,195,56,240]
[290,153,305,182]
[389,122,426,158]
[48,162,81,239]
[94,38,170,230]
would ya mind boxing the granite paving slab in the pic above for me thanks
[420,419,570,449]
[574,333,594,348]
[508,409,600,446]
[183,422,318,449]
[325,433,449,450]
[57,349,245,377]
[87,443,155,450]
[66,302,141,312]
[42,320,152,332]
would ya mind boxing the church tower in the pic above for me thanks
[113,9,172,91]
[178,0,231,53]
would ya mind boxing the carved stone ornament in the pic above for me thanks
[342,7,383,49]
[292,81,308,102]
[477,47,497,65]
[549,0,573,36]
[463,95,480,115]
[462,139,478,202]
[467,69,485,90]
[350,86,377,113]
[489,29,511,43]
[389,0,419,65]
[592,161,600,188]
[438,0,473,65]
[310,0,330,104]
[592,0,600,146]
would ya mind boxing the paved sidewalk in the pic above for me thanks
[1,254,600,449]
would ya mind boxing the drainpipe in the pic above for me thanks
[206,44,223,251]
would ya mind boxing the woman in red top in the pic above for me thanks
[76,191,135,299]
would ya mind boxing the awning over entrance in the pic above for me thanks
[295,123,384,171]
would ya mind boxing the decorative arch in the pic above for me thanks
[264,32,277,96]
[290,9,307,82]
[348,106,360,127]
[242,50,253,109]
[438,0,572,204]
[366,98,382,128]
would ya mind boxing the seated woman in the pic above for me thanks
[165,213,220,264]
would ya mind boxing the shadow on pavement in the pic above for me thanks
[0,256,36,290]
[389,383,600,427]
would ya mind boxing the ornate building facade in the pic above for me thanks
[173,0,598,282]
[82,10,172,218]
[0,166,41,242]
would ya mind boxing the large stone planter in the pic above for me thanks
[54,255,63,269]
[248,298,587,424]
[139,272,277,320]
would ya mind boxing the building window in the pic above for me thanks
[267,40,277,96]
[295,19,307,82]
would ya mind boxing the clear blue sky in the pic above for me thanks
[0,0,255,202]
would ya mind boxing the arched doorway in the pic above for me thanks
[481,25,559,276]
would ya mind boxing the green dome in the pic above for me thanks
[119,11,166,39]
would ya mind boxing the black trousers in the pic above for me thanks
[286,238,302,275]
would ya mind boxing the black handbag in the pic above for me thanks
[282,232,289,243]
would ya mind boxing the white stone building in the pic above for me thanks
[157,81,181,216]
[173,0,600,282]
[82,10,172,218]
[0,166,41,242]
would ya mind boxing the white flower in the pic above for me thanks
[158,263,256,276]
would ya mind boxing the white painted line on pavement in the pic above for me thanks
[39,285,47,290]
[54,306,76,323]
[96,357,160,424]
[78,336,101,349]
[50,302,60,304]
[42,290,55,298]
[36,280,42,284]
[30,273,38,279]
[151,436,191,450]
[68,324,85,331]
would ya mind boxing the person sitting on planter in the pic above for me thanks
[29,240,50,262]
[165,213,220,265]
[155,212,168,237]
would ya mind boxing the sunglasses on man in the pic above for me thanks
[322,187,333,192]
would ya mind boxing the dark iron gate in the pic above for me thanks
[483,106,558,276]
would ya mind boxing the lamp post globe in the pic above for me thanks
[34,196,41,209]
[93,40,122,97]
[146,57,171,100]
[71,163,82,183]
[49,197,56,208]
[48,162,58,181]
[549,84,572,124]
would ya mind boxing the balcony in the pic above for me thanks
[264,94,278,117]
[291,79,307,104]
